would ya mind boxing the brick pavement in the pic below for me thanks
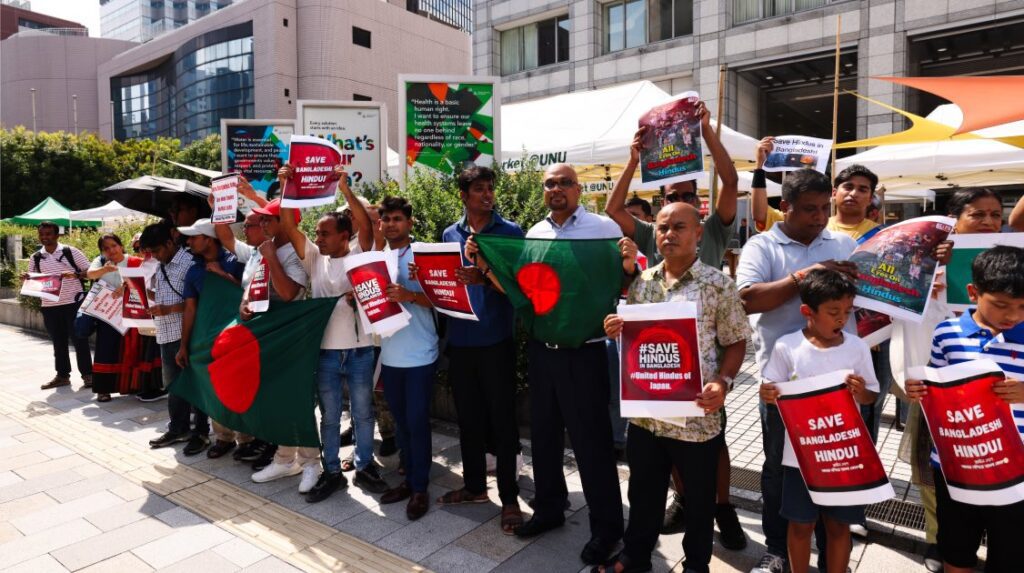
[0,324,945,572]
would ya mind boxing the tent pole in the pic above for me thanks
[830,14,841,216]
[710,64,727,216]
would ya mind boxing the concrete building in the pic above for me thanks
[0,1,87,40]
[0,30,136,134]
[97,0,471,145]
[100,0,236,43]
[473,0,1024,146]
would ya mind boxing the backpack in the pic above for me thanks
[33,246,87,298]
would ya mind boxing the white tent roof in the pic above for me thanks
[70,200,148,220]
[835,104,1024,193]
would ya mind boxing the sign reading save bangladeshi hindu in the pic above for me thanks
[399,75,500,182]
[411,243,478,321]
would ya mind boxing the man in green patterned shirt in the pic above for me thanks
[599,202,749,573]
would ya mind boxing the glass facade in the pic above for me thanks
[500,15,570,75]
[112,21,253,143]
[100,0,234,43]
[604,0,694,53]
[733,0,833,25]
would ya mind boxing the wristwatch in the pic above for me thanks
[718,375,735,391]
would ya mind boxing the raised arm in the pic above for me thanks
[751,137,774,230]
[258,240,302,301]
[604,127,646,238]
[237,174,269,208]
[700,102,738,225]
[334,165,373,253]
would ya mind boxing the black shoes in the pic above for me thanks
[580,536,618,565]
[513,516,565,538]
[354,464,389,494]
[378,436,398,457]
[924,543,942,573]
[339,426,354,446]
[306,471,348,503]
[136,389,167,402]
[183,434,210,456]
[149,431,189,448]
[207,440,236,459]
[251,443,278,471]
[233,440,267,462]
[715,503,748,550]
[662,493,686,534]
[380,481,412,505]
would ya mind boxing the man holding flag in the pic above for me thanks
[469,163,636,565]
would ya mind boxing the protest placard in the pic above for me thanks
[281,135,344,208]
[119,267,154,329]
[20,273,62,302]
[638,92,704,186]
[210,174,239,225]
[855,308,893,347]
[81,281,127,335]
[220,119,295,199]
[906,359,1024,505]
[946,233,1024,311]
[762,135,832,174]
[399,75,500,183]
[617,301,703,419]
[776,370,894,506]
[297,100,387,187]
[411,243,478,321]
[246,257,270,313]
[851,216,954,322]
[344,250,411,337]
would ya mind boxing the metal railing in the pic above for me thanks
[10,27,89,38]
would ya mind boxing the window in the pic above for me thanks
[500,15,570,75]
[353,94,372,101]
[734,0,829,25]
[605,0,693,53]
[352,26,371,48]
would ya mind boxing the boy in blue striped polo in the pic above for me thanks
[906,245,1024,573]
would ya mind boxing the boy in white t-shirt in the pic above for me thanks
[759,269,879,573]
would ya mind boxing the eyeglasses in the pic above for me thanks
[543,177,577,189]
[243,224,261,229]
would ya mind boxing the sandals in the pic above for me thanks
[437,488,489,506]
[500,504,523,535]
[97,393,111,403]
[340,453,356,472]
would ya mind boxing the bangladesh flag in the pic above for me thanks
[475,235,623,348]
[171,275,337,447]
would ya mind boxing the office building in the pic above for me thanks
[0,0,87,40]
[100,0,235,43]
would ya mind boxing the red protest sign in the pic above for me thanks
[20,273,63,302]
[282,135,342,208]
[412,243,478,321]
[910,359,1024,505]
[344,251,411,337]
[120,268,155,329]
[777,370,893,506]
[618,301,703,418]
[247,257,271,313]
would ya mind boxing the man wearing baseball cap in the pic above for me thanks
[176,218,246,457]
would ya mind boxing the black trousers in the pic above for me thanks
[448,339,521,505]
[40,302,92,378]
[527,340,624,540]
[622,425,722,573]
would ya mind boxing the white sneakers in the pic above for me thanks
[251,461,302,483]
[299,464,320,493]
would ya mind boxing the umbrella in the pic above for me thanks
[104,176,212,220]
[2,197,102,228]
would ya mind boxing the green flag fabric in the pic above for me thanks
[476,235,622,348]
[171,274,337,447]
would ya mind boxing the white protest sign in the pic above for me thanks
[211,174,239,224]
[762,135,832,174]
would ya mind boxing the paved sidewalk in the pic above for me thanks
[0,324,938,572]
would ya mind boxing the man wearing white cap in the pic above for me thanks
[175,218,247,458]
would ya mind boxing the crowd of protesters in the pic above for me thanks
[24,98,1024,573]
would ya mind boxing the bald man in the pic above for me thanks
[601,202,749,573]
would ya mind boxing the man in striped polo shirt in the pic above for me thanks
[906,245,1024,573]
[23,221,93,390]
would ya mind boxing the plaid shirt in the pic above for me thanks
[625,260,750,442]
[151,247,193,344]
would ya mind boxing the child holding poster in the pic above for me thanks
[760,269,879,573]
[904,246,1024,573]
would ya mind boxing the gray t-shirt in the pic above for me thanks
[237,242,307,302]
[632,211,737,268]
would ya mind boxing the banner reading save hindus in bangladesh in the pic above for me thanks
[617,301,703,419]
[411,243,478,321]
[906,360,1024,506]
[776,370,894,506]
[343,250,411,338]
[638,92,704,186]
[761,135,831,174]
[850,216,954,323]
[399,75,499,182]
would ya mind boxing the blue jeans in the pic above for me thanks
[317,346,376,473]
[759,401,788,556]
[606,339,627,449]
[381,363,436,493]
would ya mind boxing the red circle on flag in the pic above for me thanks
[209,325,261,413]
[515,262,561,315]
[628,326,693,395]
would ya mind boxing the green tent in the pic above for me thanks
[3,197,102,229]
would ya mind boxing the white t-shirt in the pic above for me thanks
[762,329,880,468]
[301,240,372,350]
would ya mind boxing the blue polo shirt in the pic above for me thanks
[441,212,524,348]
[183,247,243,300]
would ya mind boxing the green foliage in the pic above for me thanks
[0,127,223,220]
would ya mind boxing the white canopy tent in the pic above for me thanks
[69,200,149,221]
[835,104,1024,194]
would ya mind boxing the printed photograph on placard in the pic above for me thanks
[221,120,295,199]
[762,135,832,174]
[638,92,704,186]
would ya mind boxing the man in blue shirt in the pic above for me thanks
[175,218,244,457]
[434,166,525,533]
